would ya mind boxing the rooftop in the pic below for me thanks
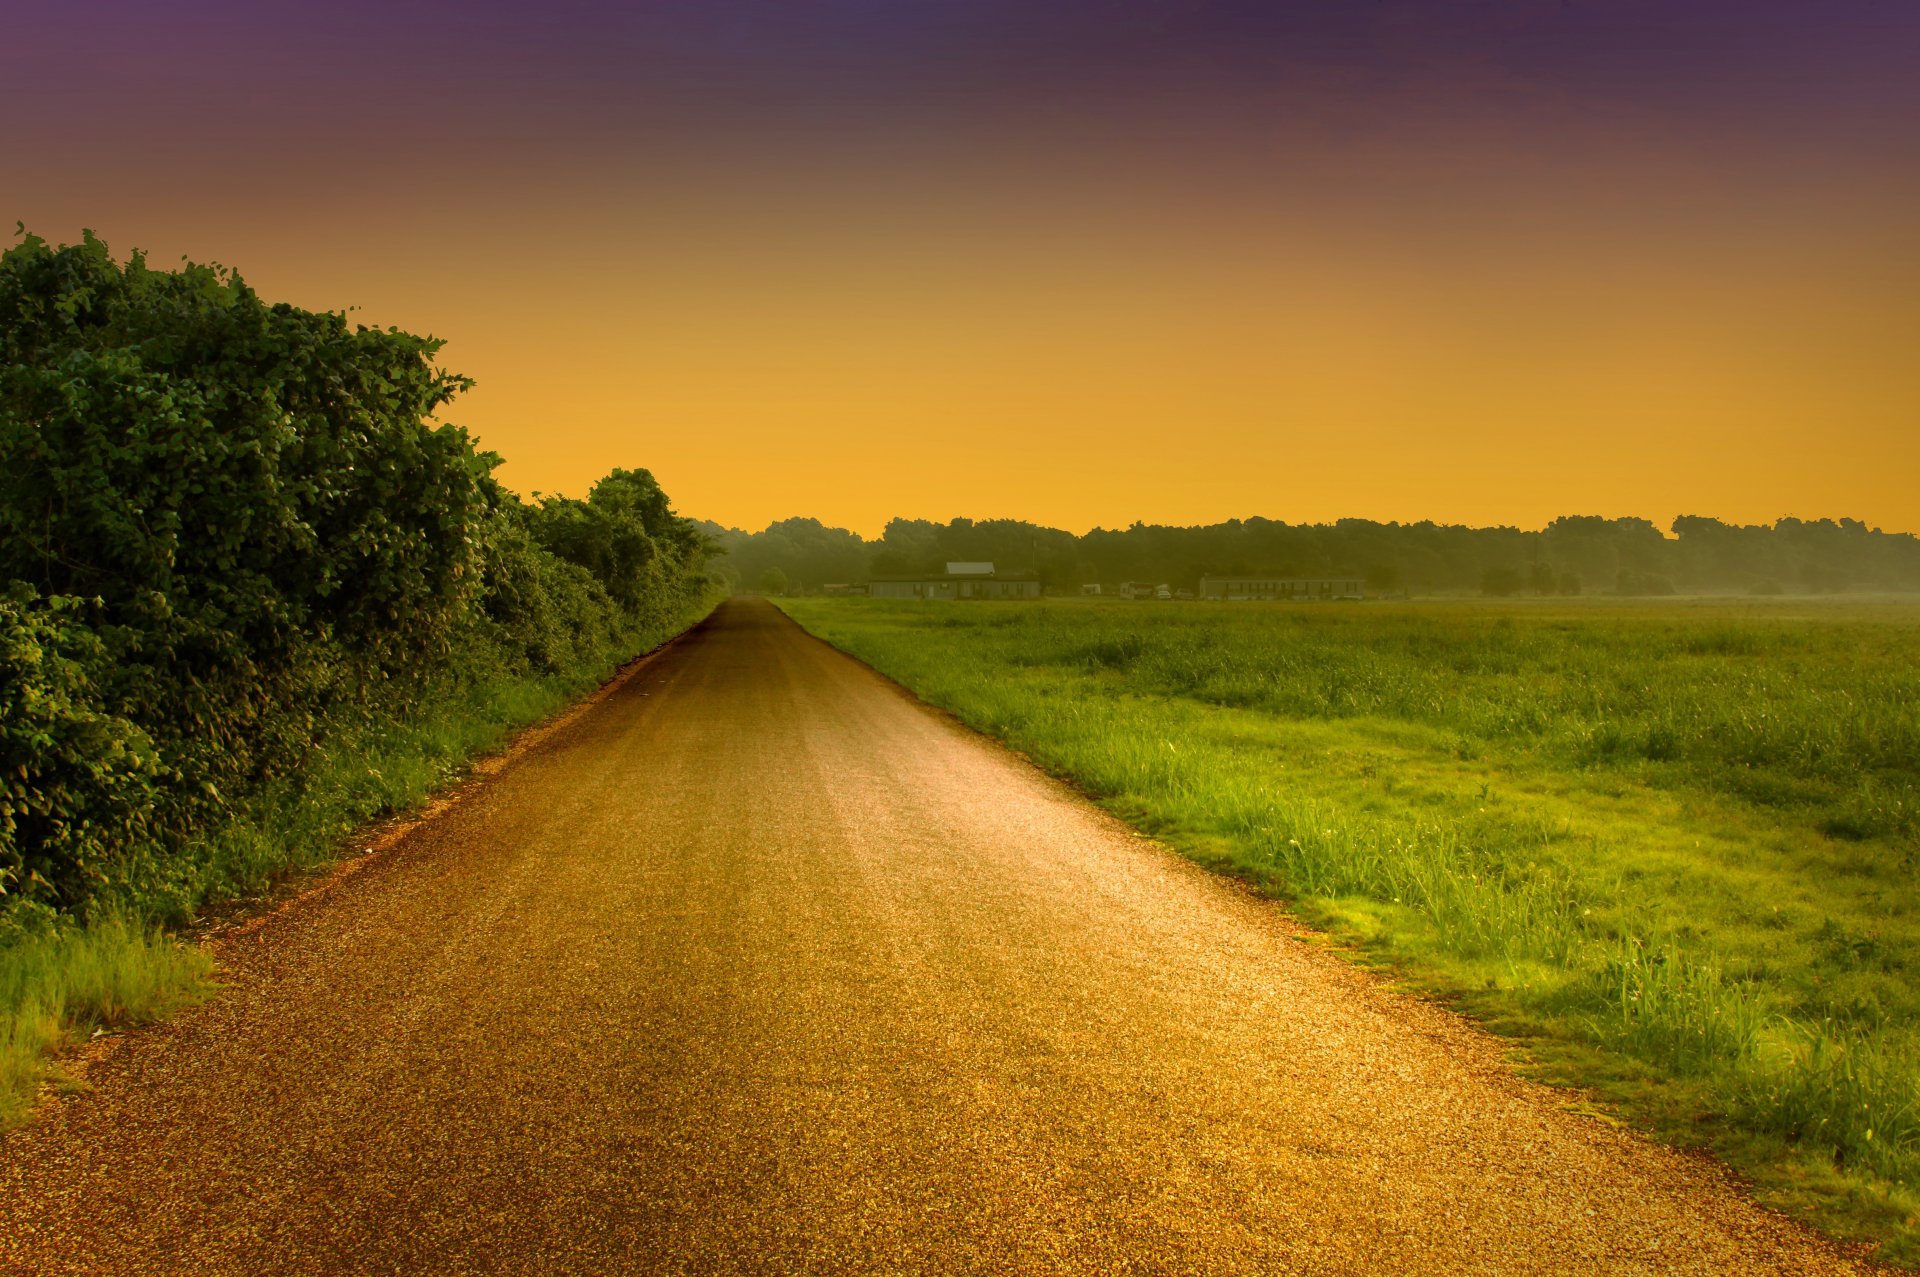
[870,570,1040,583]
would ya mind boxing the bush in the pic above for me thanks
[0,588,163,910]
[0,230,715,917]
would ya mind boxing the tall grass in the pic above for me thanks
[783,596,1920,1262]
[0,914,212,1124]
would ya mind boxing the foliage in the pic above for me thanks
[783,596,1920,1262]
[0,588,162,905]
[1480,566,1524,597]
[707,511,1920,597]
[0,229,715,919]
[696,517,868,594]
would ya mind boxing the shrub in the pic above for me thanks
[0,588,163,910]
[0,229,715,916]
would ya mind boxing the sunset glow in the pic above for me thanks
[8,1,1917,534]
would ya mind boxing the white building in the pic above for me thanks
[869,561,1042,600]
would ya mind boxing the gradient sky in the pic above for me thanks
[7,1,1918,534]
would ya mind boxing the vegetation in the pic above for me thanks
[0,229,720,1121]
[705,512,1920,598]
[781,595,1920,1263]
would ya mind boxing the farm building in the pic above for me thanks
[1199,576,1364,601]
[869,562,1042,600]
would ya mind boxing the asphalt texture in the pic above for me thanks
[0,599,1864,1274]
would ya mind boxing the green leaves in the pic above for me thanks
[0,585,162,909]
[0,230,712,916]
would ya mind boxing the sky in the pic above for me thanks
[6,1,1918,536]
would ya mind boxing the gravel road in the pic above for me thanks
[0,599,1863,1274]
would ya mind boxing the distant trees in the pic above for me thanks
[706,511,1920,598]
[1482,567,1526,597]
[1615,570,1677,597]
[1363,561,1402,593]
[697,517,867,595]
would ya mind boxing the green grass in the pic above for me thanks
[0,595,721,1128]
[780,594,1920,1264]
[0,914,214,1124]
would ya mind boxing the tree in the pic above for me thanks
[1615,570,1676,596]
[1481,567,1525,597]
[758,568,789,595]
[1363,561,1402,593]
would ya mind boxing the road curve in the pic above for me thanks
[0,599,1859,1275]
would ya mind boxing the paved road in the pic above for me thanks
[0,599,1859,1274]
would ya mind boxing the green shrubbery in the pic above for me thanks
[0,229,716,924]
[0,589,164,906]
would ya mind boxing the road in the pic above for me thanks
[0,599,1859,1274]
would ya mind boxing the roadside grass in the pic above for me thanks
[779,595,1920,1264]
[0,916,213,1125]
[0,599,720,1129]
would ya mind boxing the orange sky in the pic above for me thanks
[7,3,1918,536]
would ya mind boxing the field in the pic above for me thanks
[780,595,1920,1261]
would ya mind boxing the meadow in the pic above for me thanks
[780,594,1920,1262]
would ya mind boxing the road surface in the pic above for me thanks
[0,599,1860,1274]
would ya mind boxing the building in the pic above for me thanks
[869,561,1042,600]
[1080,583,1103,595]
[1119,582,1170,600]
[1199,576,1364,601]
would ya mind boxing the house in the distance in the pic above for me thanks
[1199,576,1364,601]
[869,561,1042,600]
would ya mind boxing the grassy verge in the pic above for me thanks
[0,597,719,1129]
[0,917,214,1122]
[780,595,1920,1265]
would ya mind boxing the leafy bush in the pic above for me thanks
[0,588,162,908]
[0,229,715,917]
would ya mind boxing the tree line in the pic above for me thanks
[0,231,716,918]
[702,513,1920,598]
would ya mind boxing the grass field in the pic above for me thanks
[780,594,1920,1263]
